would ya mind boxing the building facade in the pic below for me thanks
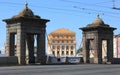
[113,34,120,58]
[48,28,76,58]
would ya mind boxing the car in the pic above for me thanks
[68,57,80,64]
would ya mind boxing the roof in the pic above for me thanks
[92,17,104,25]
[12,2,40,19]
[49,28,75,35]
[87,14,108,27]
[80,15,116,31]
[17,8,34,17]
[2,2,50,23]
[114,34,120,38]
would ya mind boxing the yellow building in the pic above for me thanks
[48,28,76,58]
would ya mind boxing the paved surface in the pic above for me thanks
[0,64,120,75]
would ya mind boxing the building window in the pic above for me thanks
[71,51,73,55]
[71,40,73,43]
[57,46,60,50]
[66,40,69,43]
[50,40,52,43]
[52,46,55,49]
[52,40,55,43]
[62,35,64,38]
[57,51,60,55]
[66,35,68,38]
[62,51,64,55]
[66,51,69,55]
[62,40,64,43]
[57,35,59,38]
[53,35,55,38]
[66,46,69,50]
[62,46,64,49]
[71,46,74,50]
[53,51,55,55]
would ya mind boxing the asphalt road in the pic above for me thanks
[0,64,120,75]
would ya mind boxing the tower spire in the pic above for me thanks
[97,14,100,18]
[25,1,28,9]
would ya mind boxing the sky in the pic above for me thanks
[0,0,120,52]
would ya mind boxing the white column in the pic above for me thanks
[73,45,76,56]
[55,45,57,57]
[69,46,71,57]
[60,45,62,57]
[64,45,66,57]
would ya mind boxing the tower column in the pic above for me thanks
[107,38,113,62]
[16,29,26,65]
[27,34,35,64]
[6,30,15,56]
[98,39,102,64]
[6,32,10,56]
[82,33,88,63]
[93,37,99,64]
[86,40,90,63]
[37,31,46,64]
[10,33,15,56]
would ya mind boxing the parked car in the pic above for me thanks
[68,57,80,64]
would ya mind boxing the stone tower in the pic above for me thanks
[3,2,50,65]
[80,15,116,64]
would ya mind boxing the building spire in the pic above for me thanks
[25,1,28,9]
[97,14,100,18]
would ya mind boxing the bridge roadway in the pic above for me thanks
[0,64,120,75]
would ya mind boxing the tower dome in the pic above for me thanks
[12,2,36,18]
[92,14,104,25]
[87,14,106,27]
[18,7,34,17]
